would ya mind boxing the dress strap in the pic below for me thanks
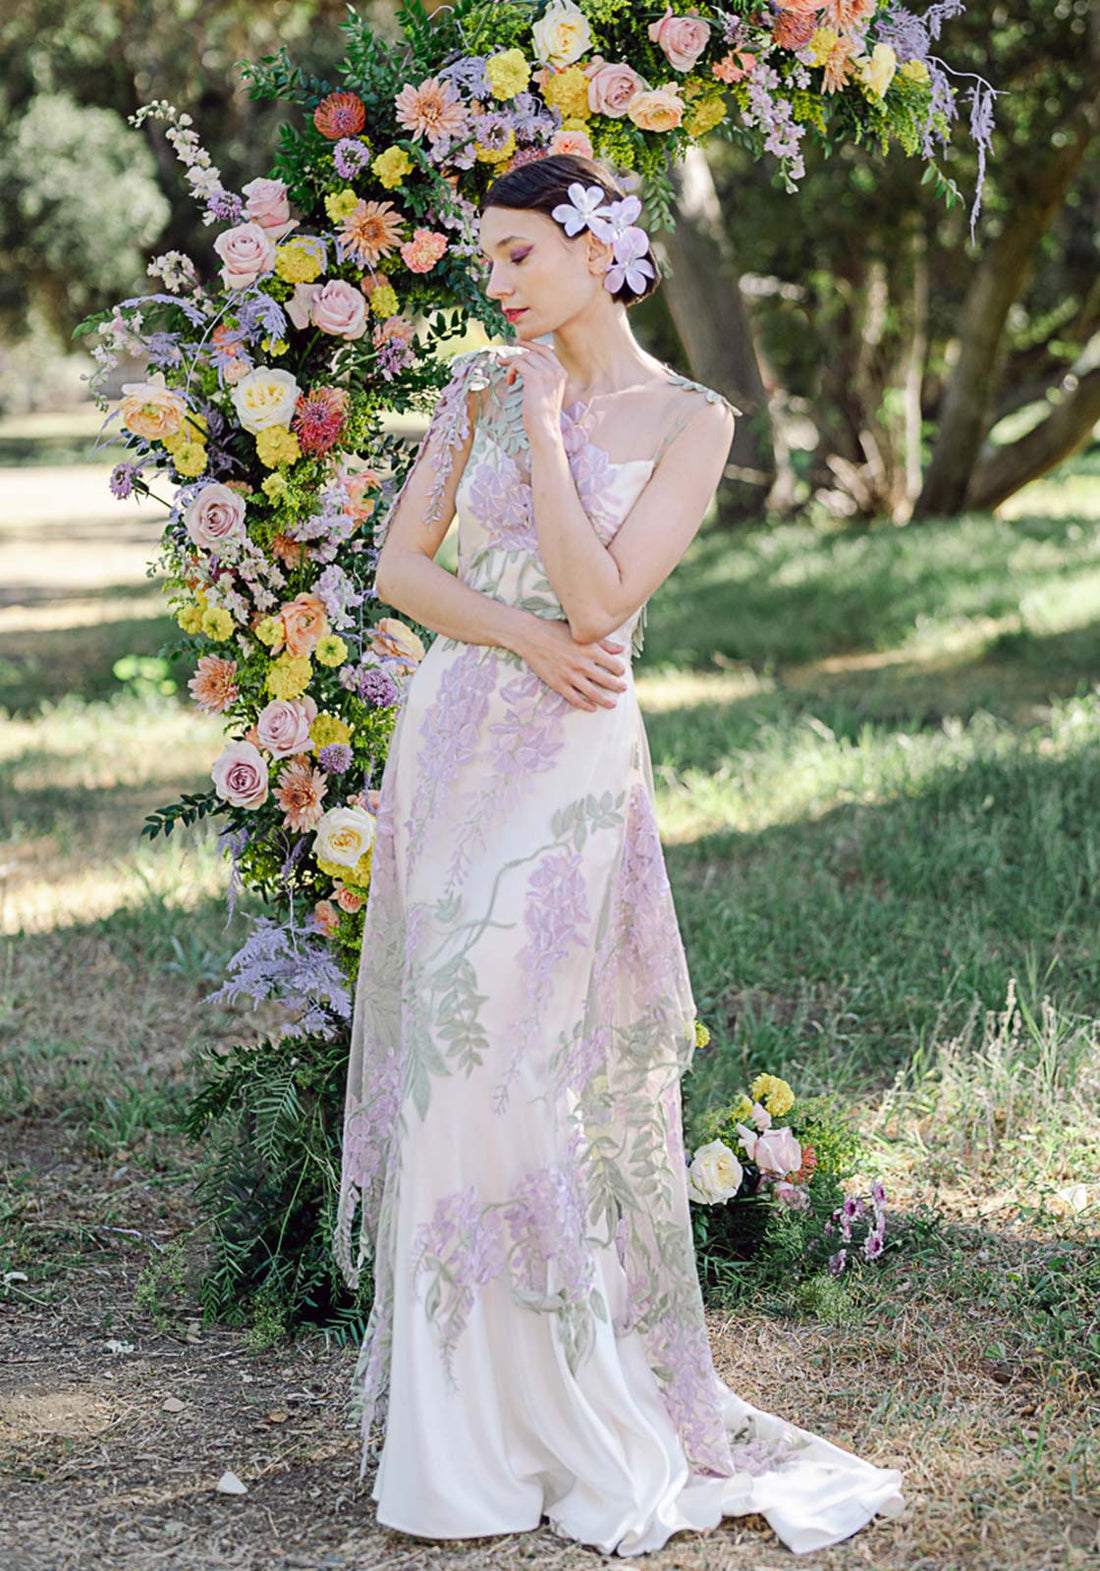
[651,369,743,467]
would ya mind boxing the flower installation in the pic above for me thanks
[73,3,984,1323]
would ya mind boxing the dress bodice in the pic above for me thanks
[446,346,739,659]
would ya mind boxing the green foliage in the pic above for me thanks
[142,789,224,841]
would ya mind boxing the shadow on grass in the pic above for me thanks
[0,607,190,714]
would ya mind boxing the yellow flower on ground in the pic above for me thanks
[274,236,326,283]
[541,64,591,121]
[315,634,349,667]
[372,146,414,189]
[367,281,399,318]
[310,712,353,751]
[177,604,204,634]
[487,48,531,100]
[750,1073,795,1118]
[261,472,289,503]
[255,425,301,468]
[693,1020,711,1049]
[266,653,312,700]
[201,606,234,641]
[174,440,208,478]
[324,188,360,223]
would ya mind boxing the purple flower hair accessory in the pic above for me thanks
[550,180,653,296]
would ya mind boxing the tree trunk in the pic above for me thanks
[966,360,1100,513]
[914,83,1100,518]
[658,143,775,524]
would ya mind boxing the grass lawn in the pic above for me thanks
[1,436,1098,1570]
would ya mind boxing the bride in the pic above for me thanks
[334,151,906,1558]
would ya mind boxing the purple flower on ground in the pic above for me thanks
[863,1230,885,1261]
[318,743,353,774]
[827,1248,848,1276]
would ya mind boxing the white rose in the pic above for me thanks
[686,1139,744,1204]
[230,367,301,434]
[532,0,593,68]
[313,804,376,870]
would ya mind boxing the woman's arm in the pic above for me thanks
[528,397,736,644]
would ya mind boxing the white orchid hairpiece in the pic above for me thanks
[550,180,653,297]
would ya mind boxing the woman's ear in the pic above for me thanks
[584,227,614,281]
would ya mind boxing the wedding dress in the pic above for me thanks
[334,345,906,1556]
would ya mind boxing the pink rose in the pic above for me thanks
[309,279,367,340]
[286,282,322,332]
[212,222,277,290]
[241,177,299,242]
[647,5,711,72]
[586,59,647,118]
[627,84,685,132]
[211,740,269,809]
[256,695,319,758]
[183,482,247,553]
[752,1127,803,1180]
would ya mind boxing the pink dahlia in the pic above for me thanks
[188,654,239,714]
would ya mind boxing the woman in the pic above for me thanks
[334,152,906,1558]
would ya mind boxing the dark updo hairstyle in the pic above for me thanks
[479,152,662,309]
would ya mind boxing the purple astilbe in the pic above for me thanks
[204,914,351,1035]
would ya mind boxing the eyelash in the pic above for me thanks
[510,253,529,265]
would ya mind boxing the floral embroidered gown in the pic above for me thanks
[334,345,906,1557]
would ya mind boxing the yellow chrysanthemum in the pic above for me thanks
[176,604,204,634]
[487,48,531,100]
[310,712,353,751]
[266,653,312,700]
[808,26,839,67]
[261,472,289,503]
[315,634,349,667]
[475,126,517,164]
[686,96,727,137]
[898,57,930,84]
[750,1073,795,1118]
[174,440,208,478]
[372,145,414,190]
[541,64,591,121]
[729,1093,755,1123]
[323,188,360,223]
[255,425,301,468]
[693,1019,711,1049]
[274,237,326,284]
[253,616,283,647]
[201,606,234,641]
[367,281,399,318]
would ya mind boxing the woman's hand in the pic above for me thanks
[498,338,569,447]
[514,616,629,712]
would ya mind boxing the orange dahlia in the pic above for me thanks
[394,76,469,144]
[821,0,877,29]
[339,199,406,266]
[822,32,860,93]
[276,755,328,832]
[188,654,239,714]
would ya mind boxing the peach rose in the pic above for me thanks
[341,470,380,523]
[334,885,364,913]
[256,695,319,758]
[647,5,711,72]
[280,592,330,657]
[285,282,322,332]
[585,59,647,118]
[551,127,595,158]
[313,898,341,936]
[241,176,299,242]
[627,84,685,131]
[118,371,187,442]
[309,279,368,340]
[368,616,425,673]
[210,740,269,809]
[213,221,278,290]
[183,482,247,553]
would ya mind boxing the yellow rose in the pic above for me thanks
[118,371,187,442]
[532,0,593,69]
[628,85,685,132]
[313,804,376,872]
[855,42,897,99]
[372,145,414,190]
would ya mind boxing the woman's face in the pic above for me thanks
[477,205,611,335]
